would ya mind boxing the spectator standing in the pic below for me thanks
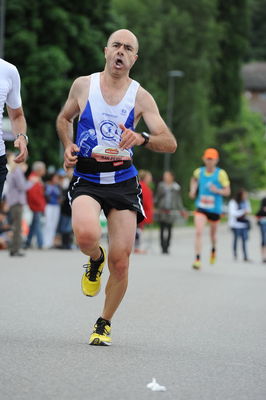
[57,168,73,249]
[5,153,32,256]
[0,208,11,249]
[43,172,62,248]
[256,197,266,263]
[134,170,154,253]
[228,189,251,262]
[24,161,46,249]
[155,171,186,254]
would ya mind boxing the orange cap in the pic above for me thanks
[203,148,219,159]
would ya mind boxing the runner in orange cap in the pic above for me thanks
[189,148,230,269]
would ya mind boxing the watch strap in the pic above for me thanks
[16,134,28,144]
[140,131,150,146]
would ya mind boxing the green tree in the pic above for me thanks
[211,0,250,125]
[5,0,113,166]
[247,0,266,60]
[215,98,266,191]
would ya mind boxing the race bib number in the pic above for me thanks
[91,145,131,162]
[198,195,215,209]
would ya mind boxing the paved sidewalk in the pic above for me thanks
[0,223,266,400]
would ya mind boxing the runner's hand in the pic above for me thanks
[209,184,220,194]
[64,143,80,168]
[14,136,28,163]
[119,124,145,149]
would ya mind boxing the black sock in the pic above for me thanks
[211,247,216,253]
[92,247,104,263]
[196,254,200,261]
[98,316,111,326]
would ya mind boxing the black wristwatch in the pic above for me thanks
[140,131,150,146]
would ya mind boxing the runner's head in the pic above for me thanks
[104,29,139,76]
[202,148,219,168]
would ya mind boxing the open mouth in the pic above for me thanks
[115,58,124,68]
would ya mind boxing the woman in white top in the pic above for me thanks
[228,189,251,261]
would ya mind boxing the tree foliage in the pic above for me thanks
[211,0,250,125]
[247,0,266,60]
[5,0,113,165]
[215,98,266,191]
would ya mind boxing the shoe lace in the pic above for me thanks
[83,260,102,282]
[95,320,109,335]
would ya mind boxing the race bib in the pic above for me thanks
[198,195,215,209]
[91,145,131,162]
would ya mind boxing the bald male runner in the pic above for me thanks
[57,29,177,346]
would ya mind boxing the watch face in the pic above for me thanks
[141,132,149,146]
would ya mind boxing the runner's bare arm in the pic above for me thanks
[189,177,198,199]
[7,105,28,163]
[56,78,84,167]
[210,184,231,197]
[119,87,177,153]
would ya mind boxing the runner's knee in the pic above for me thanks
[108,254,129,281]
[74,226,101,249]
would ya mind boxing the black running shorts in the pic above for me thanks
[195,208,221,222]
[68,176,145,223]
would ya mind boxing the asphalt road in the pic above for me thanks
[1,223,266,400]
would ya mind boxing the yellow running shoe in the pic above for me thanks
[210,251,216,265]
[81,246,106,297]
[89,317,112,346]
[192,260,201,270]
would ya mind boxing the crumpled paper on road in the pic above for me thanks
[146,378,167,392]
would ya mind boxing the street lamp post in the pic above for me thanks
[0,0,6,58]
[163,70,184,171]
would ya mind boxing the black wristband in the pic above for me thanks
[140,131,150,146]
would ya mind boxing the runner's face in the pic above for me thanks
[105,32,138,74]
[203,158,218,169]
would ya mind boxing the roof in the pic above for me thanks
[241,62,266,91]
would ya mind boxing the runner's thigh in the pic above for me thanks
[72,195,101,235]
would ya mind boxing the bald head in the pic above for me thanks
[107,29,139,54]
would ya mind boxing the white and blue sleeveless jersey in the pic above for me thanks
[74,72,140,184]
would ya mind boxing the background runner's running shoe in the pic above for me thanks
[192,260,201,270]
[210,251,216,264]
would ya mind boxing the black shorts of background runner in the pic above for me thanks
[196,208,220,222]
[0,155,8,199]
[68,176,145,224]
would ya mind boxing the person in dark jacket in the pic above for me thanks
[155,171,186,254]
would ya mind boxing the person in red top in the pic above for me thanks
[134,170,154,253]
[24,161,46,249]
